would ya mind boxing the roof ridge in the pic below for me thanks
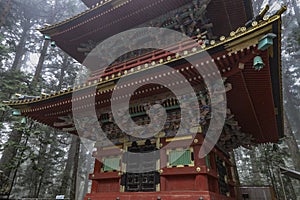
[39,0,116,32]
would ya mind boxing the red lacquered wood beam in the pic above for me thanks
[161,166,208,176]
[91,171,120,180]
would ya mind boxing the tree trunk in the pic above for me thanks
[282,69,300,168]
[292,0,300,26]
[284,113,300,171]
[59,135,79,196]
[77,145,94,200]
[31,0,59,85]
[32,40,50,84]
[34,132,51,197]
[283,86,300,138]
[58,53,69,90]
[10,19,30,71]
[81,165,91,200]
[0,0,12,28]
[249,148,261,184]
[37,131,60,195]
[0,129,23,194]
[230,152,241,199]
[262,146,279,198]
[70,136,80,200]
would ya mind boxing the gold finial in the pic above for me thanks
[276,6,287,16]
[259,5,269,17]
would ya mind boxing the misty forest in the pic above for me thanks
[0,0,299,199]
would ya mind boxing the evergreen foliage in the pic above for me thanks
[0,0,299,199]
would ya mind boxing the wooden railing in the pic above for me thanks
[87,35,204,82]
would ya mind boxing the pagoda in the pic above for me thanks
[6,0,286,200]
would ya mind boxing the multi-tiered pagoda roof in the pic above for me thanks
[5,1,287,199]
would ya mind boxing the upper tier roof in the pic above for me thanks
[82,0,253,20]
[39,0,253,65]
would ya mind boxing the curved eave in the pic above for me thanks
[8,15,282,107]
[39,0,251,63]
[5,15,282,107]
[6,15,284,143]
[39,0,115,33]
[39,0,194,36]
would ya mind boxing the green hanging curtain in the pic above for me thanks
[169,149,192,166]
[102,156,121,172]
[205,154,211,169]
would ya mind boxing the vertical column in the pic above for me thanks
[209,151,219,193]
[94,158,102,174]
[193,135,209,191]
[91,159,102,193]
[193,134,205,166]
[225,161,236,198]
[159,138,167,191]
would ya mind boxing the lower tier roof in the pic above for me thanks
[6,14,284,149]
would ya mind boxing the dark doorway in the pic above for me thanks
[122,140,160,192]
